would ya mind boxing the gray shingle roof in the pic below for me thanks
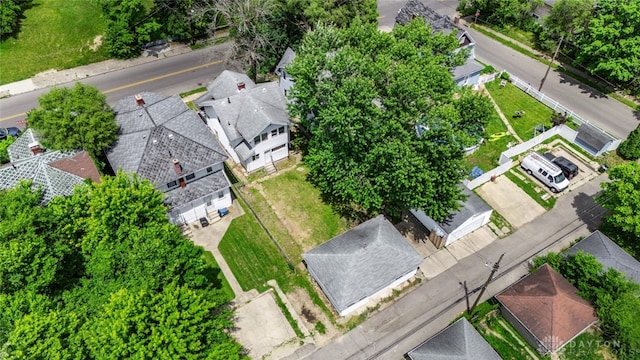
[302,215,423,314]
[275,47,296,74]
[205,70,256,100]
[107,93,229,208]
[396,0,464,38]
[439,187,492,233]
[0,150,85,204]
[575,124,613,152]
[453,59,484,81]
[203,82,291,143]
[7,128,41,164]
[566,231,640,283]
[163,168,231,208]
[407,318,502,360]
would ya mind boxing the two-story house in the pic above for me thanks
[396,0,484,87]
[106,92,232,225]
[196,70,292,173]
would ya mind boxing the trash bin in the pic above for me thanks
[218,207,229,217]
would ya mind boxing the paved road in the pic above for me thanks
[0,44,234,128]
[290,175,607,360]
[377,0,639,139]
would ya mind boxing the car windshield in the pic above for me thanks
[554,173,567,183]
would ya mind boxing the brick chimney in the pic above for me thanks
[179,178,186,188]
[173,159,182,175]
[28,141,43,155]
[135,94,145,106]
[237,82,245,91]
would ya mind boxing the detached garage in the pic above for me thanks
[411,187,492,248]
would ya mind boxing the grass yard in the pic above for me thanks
[465,105,514,174]
[485,80,554,141]
[258,166,349,259]
[217,192,296,293]
[559,331,614,360]
[201,251,235,300]
[0,0,108,84]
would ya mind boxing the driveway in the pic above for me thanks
[475,174,546,228]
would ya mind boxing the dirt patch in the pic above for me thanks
[89,35,103,51]
[285,287,340,346]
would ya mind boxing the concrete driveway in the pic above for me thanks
[475,174,546,228]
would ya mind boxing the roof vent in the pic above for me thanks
[152,139,158,144]
[173,159,182,175]
[135,94,145,106]
[168,133,174,139]
[28,141,43,155]
[237,82,246,91]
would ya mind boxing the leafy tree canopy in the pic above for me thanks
[26,83,118,158]
[597,162,640,238]
[287,18,491,220]
[0,172,243,357]
[0,0,33,38]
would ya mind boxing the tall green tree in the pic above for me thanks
[287,19,481,220]
[154,0,219,44]
[100,0,162,59]
[617,124,640,160]
[26,82,118,158]
[466,0,541,28]
[0,0,32,37]
[537,0,593,51]
[597,162,640,239]
[575,0,640,89]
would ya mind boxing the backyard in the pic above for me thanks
[485,79,554,141]
[0,0,108,84]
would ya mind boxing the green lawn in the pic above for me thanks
[559,331,612,360]
[0,0,108,84]
[217,192,296,293]
[259,166,349,260]
[465,105,514,173]
[201,251,234,300]
[485,80,554,141]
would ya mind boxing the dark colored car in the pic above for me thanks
[0,127,21,141]
[199,217,210,228]
[542,152,555,162]
[553,156,579,180]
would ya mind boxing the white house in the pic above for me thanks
[106,92,232,225]
[411,187,492,248]
[396,0,484,87]
[197,70,292,173]
[302,215,423,316]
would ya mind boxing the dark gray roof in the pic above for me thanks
[275,47,296,74]
[7,128,41,164]
[438,187,492,233]
[164,168,231,208]
[566,231,640,283]
[575,124,613,152]
[396,0,464,38]
[107,93,229,208]
[302,215,423,314]
[205,70,256,100]
[0,150,85,204]
[407,318,502,360]
[202,82,291,142]
[453,59,484,80]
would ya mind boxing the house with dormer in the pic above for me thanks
[396,0,484,87]
[196,70,292,173]
[106,92,232,225]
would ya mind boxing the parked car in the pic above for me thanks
[521,153,569,193]
[552,156,579,180]
[0,127,21,141]
[542,152,555,162]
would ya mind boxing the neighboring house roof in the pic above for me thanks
[107,92,229,207]
[453,59,484,81]
[575,124,613,152]
[566,231,640,283]
[407,317,502,360]
[205,70,256,100]
[496,264,597,353]
[275,47,296,74]
[0,150,86,204]
[48,151,101,183]
[302,215,423,315]
[200,82,291,151]
[7,128,41,164]
[396,0,465,38]
[438,187,492,234]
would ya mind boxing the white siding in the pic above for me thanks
[444,210,493,246]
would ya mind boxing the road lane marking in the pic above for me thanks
[0,59,224,122]
[103,59,224,94]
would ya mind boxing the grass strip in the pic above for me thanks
[272,289,304,338]
[201,251,235,301]
[504,169,556,210]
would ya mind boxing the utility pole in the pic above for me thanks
[538,35,563,92]
[468,253,504,316]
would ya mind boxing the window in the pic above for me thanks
[261,133,268,141]
[254,135,261,145]
[272,144,285,151]
[278,126,285,134]
[218,191,225,199]
[206,166,213,173]
[271,129,278,137]
[167,180,178,188]
[186,173,195,181]
[252,153,260,161]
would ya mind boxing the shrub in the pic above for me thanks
[617,125,640,160]
[481,65,496,75]
[500,72,510,81]
[0,136,16,164]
